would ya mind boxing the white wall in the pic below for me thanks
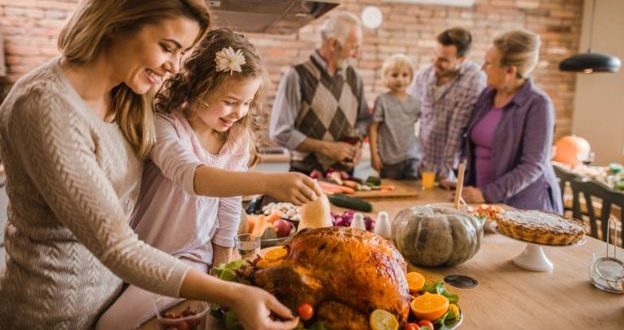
[571,0,624,165]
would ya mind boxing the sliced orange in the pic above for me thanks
[410,293,449,321]
[264,246,288,262]
[406,272,426,293]
[255,258,270,269]
[369,309,398,330]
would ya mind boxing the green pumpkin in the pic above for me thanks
[392,205,484,267]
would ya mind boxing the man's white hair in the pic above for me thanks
[320,11,361,45]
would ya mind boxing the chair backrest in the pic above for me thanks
[553,164,583,213]
[570,178,624,247]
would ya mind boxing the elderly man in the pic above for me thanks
[408,27,486,185]
[270,11,371,174]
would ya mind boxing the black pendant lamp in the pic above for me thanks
[559,0,621,73]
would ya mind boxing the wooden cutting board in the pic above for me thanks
[351,179,421,199]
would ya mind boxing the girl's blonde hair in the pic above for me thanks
[155,28,268,166]
[382,54,415,85]
[493,30,541,79]
[58,0,210,157]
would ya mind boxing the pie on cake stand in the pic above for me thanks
[494,210,587,272]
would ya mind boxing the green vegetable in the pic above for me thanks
[366,176,381,186]
[212,259,246,282]
[327,194,373,212]
[224,310,243,329]
[608,163,623,174]
[423,281,459,304]
[308,322,328,330]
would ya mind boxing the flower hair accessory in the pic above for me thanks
[215,47,246,74]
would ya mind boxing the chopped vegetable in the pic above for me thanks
[328,194,373,212]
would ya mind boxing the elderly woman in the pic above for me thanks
[461,30,563,213]
[0,1,299,329]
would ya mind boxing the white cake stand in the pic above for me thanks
[495,226,586,272]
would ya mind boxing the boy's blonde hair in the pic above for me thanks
[381,54,415,84]
[58,0,210,158]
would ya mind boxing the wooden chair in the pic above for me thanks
[553,164,583,216]
[570,178,624,247]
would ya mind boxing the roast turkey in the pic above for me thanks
[247,227,411,329]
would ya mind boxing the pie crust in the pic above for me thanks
[495,210,587,245]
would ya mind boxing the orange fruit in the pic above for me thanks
[406,272,426,293]
[255,258,270,269]
[264,246,288,261]
[410,293,449,321]
[369,309,399,330]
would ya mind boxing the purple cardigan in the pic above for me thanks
[463,79,563,213]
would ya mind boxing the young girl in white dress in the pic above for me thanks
[96,28,319,329]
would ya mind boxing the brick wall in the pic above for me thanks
[0,0,582,144]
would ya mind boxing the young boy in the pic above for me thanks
[369,54,422,179]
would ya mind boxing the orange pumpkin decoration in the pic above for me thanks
[553,135,591,167]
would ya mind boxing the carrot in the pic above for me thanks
[265,211,281,223]
[342,180,359,189]
[318,181,355,194]
[250,215,270,237]
[246,215,259,234]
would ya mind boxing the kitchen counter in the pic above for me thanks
[140,183,624,330]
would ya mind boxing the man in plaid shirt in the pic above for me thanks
[408,27,486,185]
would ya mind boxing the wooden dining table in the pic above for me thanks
[140,181,624,330]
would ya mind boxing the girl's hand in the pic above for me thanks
[371,153,383,172]
[462,186,486,203]
[231,285,300,330]
[267,172,322,205]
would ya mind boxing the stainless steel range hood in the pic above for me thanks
[206,0,340,34]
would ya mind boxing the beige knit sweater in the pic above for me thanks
[0,58,190,329]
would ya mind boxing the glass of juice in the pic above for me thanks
[235,233,261,261]
[421,164,436,190]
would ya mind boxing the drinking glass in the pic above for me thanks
[421,163,436,190]
[341,127,362,146]
[235,233,261,261]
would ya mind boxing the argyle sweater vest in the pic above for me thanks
[291,55,360,172]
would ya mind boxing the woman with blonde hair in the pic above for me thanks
[460,30,563,213]
[0,1,299,329]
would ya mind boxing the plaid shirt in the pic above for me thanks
[408,61,485,179]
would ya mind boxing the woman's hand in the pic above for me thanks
[462,186,486,203]
[371,153,383,172]
[267,172,322,205]
[231,285,300,330]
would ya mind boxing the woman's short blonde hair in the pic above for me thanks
[493,29,541,79]
[381,54,415,84]
[58,0,210,157]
